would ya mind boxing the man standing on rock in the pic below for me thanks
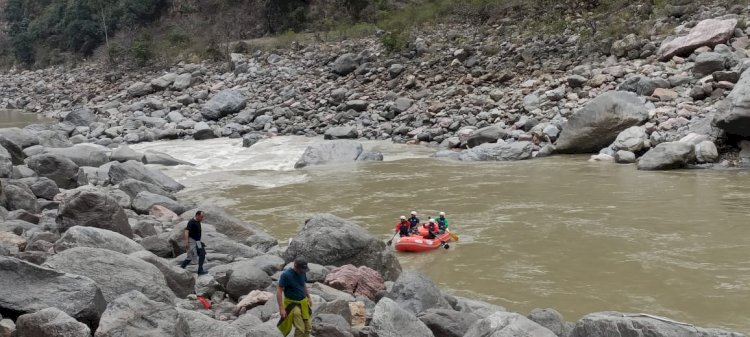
[180,210,207,275]
[277,258,312,337]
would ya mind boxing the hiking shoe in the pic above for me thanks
[197,271,208,275]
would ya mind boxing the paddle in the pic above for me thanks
[386,231,398,246]
[448,232,459,241]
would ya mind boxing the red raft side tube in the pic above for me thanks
[394,226,452,252]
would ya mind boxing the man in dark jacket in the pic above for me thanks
[180,211,207,275]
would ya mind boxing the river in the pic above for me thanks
[128,136,749,333]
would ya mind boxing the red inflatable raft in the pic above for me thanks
[394,225,452,252]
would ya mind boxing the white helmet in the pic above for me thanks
[410,211,417,215]
[429,218,436,223]
[400,215,406,220]
[439,211,445,216]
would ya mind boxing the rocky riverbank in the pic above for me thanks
[0,150,746,337]
[2,3,750,170]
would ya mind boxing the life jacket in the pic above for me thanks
[437,217,447,227]
[408,217,419,228]
[427,222,438,233]
[396,221,409,233]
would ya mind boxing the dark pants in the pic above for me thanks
[180,243,206,272]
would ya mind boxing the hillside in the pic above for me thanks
[1,0,739,69]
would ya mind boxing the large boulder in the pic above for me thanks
[657,18,737,61]
[0,132,26,164]
[129,250,195,298]
[331,53,359,76]
[387,270,450,314]
[0,145,12,178]
[177,308,243,337]
[324,264,385,301]
[0,128,39,150]
[44,247,176,304]
[55,226,143,254]
[109,160,184,192]
[16,307,91,337]
[294,140,382,168]
[324,126,359,140]
[528,308,568,337]
[464,312,557,337]
[26,153,79,189]
[459,141,534,161]
[0,256,106,327]
[453,297,507,317]
[45,144,110,167]
[143,151,194,166]
[637,142,695,170]
[466,125,508,148]
[168,224,263,259]
[116,178,173,200]
[36,130,72,148]
[714,68,750,137]
[283,214,401,281]
[695,140,718,163]
[417,309,480,337]
[94,291,189,337]
[692,52,727,77]
[132,191,184,214]
[223,261,272,300]
[569,312,744,337]
[57,189,133,238]
[201,90,247,121]
[556,91,649,153]
[370,297,434,337]
[18,177,59,200]
[181,205,272,241]
[612,126,648,152]
[2,182,38,213]
[111,145,144,162]
[62,108,96,126]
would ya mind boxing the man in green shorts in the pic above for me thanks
[277,258,312,337]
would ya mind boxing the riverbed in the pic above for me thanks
[131,136,750,333]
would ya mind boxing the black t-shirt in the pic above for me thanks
[186,219,201,241]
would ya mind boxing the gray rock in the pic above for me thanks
[229,314,263,332]
[132,191,185,214]
[111,145,144,162]
[177,308,243,337]
[332,54,358,76]
[130,250,195,299]
[356,150,383,161]
[714,68,750,136]
[0,256,106,327]
[459,141,534,161]
[117,178,174,201]
[150,73,177,89]
[132,219,159,237]
[0,145,11,178]
[567,75,588,88]
[180,205,270,239]
[637,142,695,170]
[556,91,649,153]
[387,270,450,314]
[44,247,176,304]
[242,132,264,148]
[389,64,404,78]
[695,140,718,163]
[345,100,369,112]
[169,225,263,259]
[528,308,567,337]
[466,125,508,148]
[692,52,727,77]
[453,297,506,317]
[63,107,96,127]
[464,311,557,337]
[0,132,25,165]
[636,77,670,96]
[615,150,636,164]
[20,177,59,200]
[309,282,356,302]
[418,309,480,337]
[126,82,154,97]
[201,90,247,121]
[0,319,13,337]
[657,18,737,61]
[0,127,39,149]
[246,320,284,337]
[612,126,648,152]
[57,189,133,238]
[249,254,285,275]
[144,151,193,166]
[55,226,144,254]
[325,126,359,140]
[16,307,91,337]
[315,300,352,323]
[392,97,413,114]
[294,140,364,168]
[141,233,174,258]
[94,290,188,337]
[370,297,434,337]
[109,160,184,192]
[224,261,272,300]
[2,182,38,213]
[312,313,355,337]
[570,312,744,337]
[523,94,541,112]
[283,213,401,281]
[172,73,193,91]
[193,129,216,140]
[26,153,79,189]
[45,144,110,167]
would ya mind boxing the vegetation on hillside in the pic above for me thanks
[0,0,747,68]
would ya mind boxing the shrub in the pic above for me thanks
[130,37,154,66]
